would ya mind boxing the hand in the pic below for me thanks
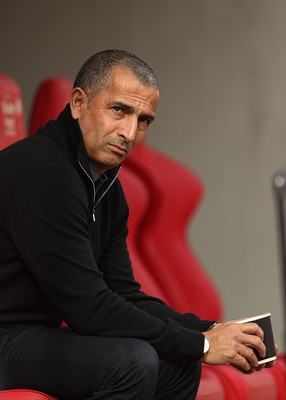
[233,344,278,374]
[202,320,266,372]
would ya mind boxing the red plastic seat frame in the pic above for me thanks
[0,73,26,149]
[0,389,58,400]
[29,76,72,135]
[124,142,222,319]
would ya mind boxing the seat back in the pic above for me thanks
[0,73,26,149]
[0,389,58,400]
[197,368,225,399]
[29,76,72,135]
[119,165,167,300]
[125,141,223,320]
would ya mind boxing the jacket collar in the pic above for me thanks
[45,104,121,201]
[55,104,120,176]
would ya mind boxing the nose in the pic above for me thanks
[118,117,137,143]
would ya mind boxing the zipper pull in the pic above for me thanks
[93,210,96,221]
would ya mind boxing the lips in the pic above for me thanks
[108,143,128,155]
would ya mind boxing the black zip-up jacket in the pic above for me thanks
[0,105,214,360]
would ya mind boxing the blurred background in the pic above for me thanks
[1,0,286,351]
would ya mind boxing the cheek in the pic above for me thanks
[83,118,106,145]
[93,116,116,139]
[134,130,147,146]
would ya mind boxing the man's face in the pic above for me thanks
[70,68,159,173]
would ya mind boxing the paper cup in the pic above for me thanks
[237,312,276,365]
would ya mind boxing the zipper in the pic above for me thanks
[78,160,96,221]
[78,160,121,221]
[94,167,120,208]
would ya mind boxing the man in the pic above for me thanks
[0,50,275,399]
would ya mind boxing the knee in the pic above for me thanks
[121,339,159,389]
[89,340,160,398]
[124,339,159,373]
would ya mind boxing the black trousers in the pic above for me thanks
[0,327,201,400]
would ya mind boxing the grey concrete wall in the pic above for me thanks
[1,0,285,350]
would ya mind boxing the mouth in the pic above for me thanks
[108,143,128,156]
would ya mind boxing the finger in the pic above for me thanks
[233,364,256,374]
[238,344,260,367]
[265,359,277,368]
[239,322,264,341]
[230,352,254,372]
[255,363,266,371]
[241,333,266,359]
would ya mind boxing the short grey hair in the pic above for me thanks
[73,49,158,100]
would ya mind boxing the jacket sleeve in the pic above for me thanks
[8,166,206,361]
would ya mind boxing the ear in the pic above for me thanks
[69,87,88,120]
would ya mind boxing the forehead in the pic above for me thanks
[99,68,159,110]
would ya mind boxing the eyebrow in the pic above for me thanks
[113,101,156,122]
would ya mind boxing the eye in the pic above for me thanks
[139,116,152,127]
[112,106,123,113]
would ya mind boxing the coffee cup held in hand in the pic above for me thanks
[237,312,276,365]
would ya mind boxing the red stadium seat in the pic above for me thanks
[119,165,167,300]
[0,389,58,400]
[120,164,190,309]
[124,141,223,320]
[29,76,72,135]
[0,73,26,149]
[197,367,224,399]
[208,364,280,400]
[266,356,286,400]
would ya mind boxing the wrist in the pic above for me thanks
[203,337,210,355]
[207,321,220,331]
